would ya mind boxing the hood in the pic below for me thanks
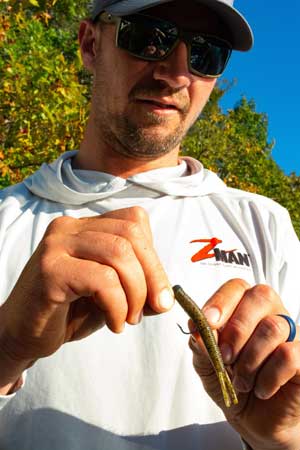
[24,151,227,205]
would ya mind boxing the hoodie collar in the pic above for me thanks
[24,150,226,205]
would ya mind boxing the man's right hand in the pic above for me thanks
[0,206,174,393]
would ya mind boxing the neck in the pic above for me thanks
[73,117,180,179]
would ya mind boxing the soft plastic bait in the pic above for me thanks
[173,285,238,408]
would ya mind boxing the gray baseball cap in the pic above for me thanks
[91,0,253,51]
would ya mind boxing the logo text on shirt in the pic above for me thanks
[190,237,250,267]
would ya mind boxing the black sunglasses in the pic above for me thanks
[99,12,232,78]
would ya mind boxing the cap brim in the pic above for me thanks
[94,0,253,51]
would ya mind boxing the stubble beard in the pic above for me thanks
[103,112,187,160]
[92,78,191,160]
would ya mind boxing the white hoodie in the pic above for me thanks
[0,151,299,450]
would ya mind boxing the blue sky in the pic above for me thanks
[219,0,300,175]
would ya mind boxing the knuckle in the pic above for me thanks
[276,343,296,366]
[257,316,284,341]
[128,206,148,223]
[122,220,144,241]
[227,317,248,342]
[45,216,75,235]
[251,284,275,303]
[101,265,119,284]
[228,278,250,291]
[109,235,133,259]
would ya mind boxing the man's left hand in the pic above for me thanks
[189,278,300,450]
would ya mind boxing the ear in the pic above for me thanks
[78,20,99,73]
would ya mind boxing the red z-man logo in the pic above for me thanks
[190,238,223,262]
[190,237,250,267]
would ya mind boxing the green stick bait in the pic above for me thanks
[173,285,238,408]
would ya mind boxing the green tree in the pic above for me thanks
[182,88,300,236]
[0,1,299,236]
[0,0,90,186]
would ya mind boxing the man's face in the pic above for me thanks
[83,1,229,160]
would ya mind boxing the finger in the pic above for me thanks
[218,284,284,365]
[201,278,251,330]
[187,319,219,375]
[98,206,154,245]
[78,208,174,313]
[76,206,154,247]
[44,215,80,236]
[46,207,153,243]
[65,231,147,325]
[187,320,229,409]
[232,314,292,393]
[56,256,129,333]
[46,208,174,313]
[254,341,300,400]
[65,296,107,342]
[189,334,215,378]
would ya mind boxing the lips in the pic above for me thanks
[136,97,180,110]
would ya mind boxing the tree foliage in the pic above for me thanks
[0,1,299,236]
[0,0,90,186]
[183,85,300,236]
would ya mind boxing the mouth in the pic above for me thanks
[135,98,180,111]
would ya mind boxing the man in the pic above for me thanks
[0,0,299,449]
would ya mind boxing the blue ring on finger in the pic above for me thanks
[277,314,297,342]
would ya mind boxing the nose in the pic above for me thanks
[152,41,193,89]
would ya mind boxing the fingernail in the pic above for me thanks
[203,307,221,324]
[220,343,232,364]
[159,287,175,311]
[254,387,268,400]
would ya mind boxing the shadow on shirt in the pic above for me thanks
[0,408,242,450]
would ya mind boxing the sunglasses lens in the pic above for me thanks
[117,16,178,60]
[116,15,231,77]
[190,36,231,76]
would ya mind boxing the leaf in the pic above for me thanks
[29,0,40,6]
